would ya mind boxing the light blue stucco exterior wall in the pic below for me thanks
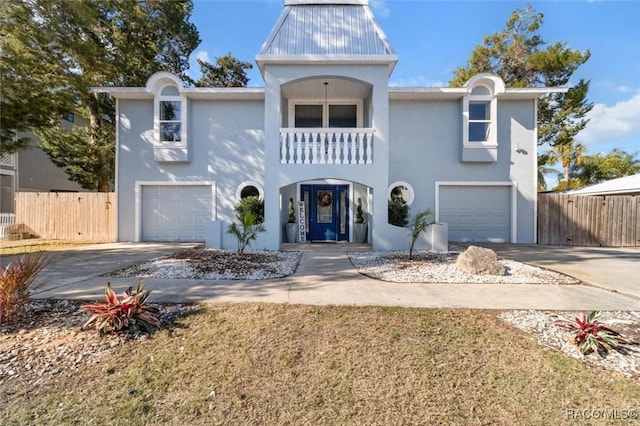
[116,98,265,245]
[388,98,537,244]
[114,73,538,249]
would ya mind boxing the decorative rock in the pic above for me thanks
[456,245,505,276]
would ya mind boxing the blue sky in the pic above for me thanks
[187,0,640,160]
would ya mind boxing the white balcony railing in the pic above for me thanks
[280,128,374,165]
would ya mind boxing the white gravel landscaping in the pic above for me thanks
[500,310,640,385]
[348,250,581,284]
[108,249,302,280]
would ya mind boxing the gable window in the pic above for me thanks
[155,85,185,145]
[463,84,497,147]
[469,101,490,142]
[159,100,182,142]
[146,73,189,162]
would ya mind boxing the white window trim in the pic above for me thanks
[463,84,498,148]
[388,181,415,205]
[134,181,216,242]
[154,90,187,147]
[288,99,363,128]
[434,181,517,243]
[236,181,264,201]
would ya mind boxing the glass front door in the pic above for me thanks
[301,185,349,242]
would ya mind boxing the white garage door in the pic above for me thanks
[141,185,212,242]
[439,185,511,242]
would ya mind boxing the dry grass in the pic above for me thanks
[0,240,96,256]
[3,304,639,425]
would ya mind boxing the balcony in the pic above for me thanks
[280,128,374,165]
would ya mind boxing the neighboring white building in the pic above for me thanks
[568,174,640,196]
[95,0,563,250]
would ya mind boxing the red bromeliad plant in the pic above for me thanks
[555,311,626,355]
[81,281,160,336]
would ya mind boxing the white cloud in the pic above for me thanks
[370,0,389,18]
[578,93,640,146]
[617,85,638,94]
[196,50,212,63]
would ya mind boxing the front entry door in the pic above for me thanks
[301,185,349,242]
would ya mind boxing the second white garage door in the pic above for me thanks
[439,185,511,243]
[141,185,212,242]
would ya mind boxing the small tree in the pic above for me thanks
[288,198,296,223]
[356,198,365,224]
[408,209,434,260]
[227,204,266,254]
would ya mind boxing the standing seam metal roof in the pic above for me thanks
[259,4,395,56]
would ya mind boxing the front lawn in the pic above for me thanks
[2,304,638,425]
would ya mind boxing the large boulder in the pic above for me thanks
[456,245,505,276]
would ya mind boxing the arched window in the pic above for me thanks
[156,85,184,144]
[387,181,414,227]
[388,181,414,205]
[462,74,504,149]
[235,182,264,223]
[236,182,264,200]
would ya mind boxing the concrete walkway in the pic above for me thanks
[19,242,640,311]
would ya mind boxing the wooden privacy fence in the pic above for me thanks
[15,192,115,241]
[538,193,639,247]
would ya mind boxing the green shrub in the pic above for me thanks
[81,281,160,336]
[388,199,409,227]
[228,204,266,254]
[0,252,48,324]
[235,195,264,224]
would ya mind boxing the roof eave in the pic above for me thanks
[256,53,399,75]
[90,86,266,101]
[498,87,569,100]
[389,88,468,100]
[90,87,154,99]
[389,86,568,101]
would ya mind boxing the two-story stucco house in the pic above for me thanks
[95,0,562,251]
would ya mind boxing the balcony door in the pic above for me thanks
[292,102,360,128]
[301,184,349,242]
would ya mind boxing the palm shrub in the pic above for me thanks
[408,209,434,260]
[0,252,48,324]
[235,195,264,224]
[228,203,266,254]
[81,281,160,336]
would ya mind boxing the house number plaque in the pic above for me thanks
[297,201,307,243]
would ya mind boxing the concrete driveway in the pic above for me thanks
[6,242,639,310]
[475,243,640,299]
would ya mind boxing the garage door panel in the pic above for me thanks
[141,185,212,242]
[440,186,510,243]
